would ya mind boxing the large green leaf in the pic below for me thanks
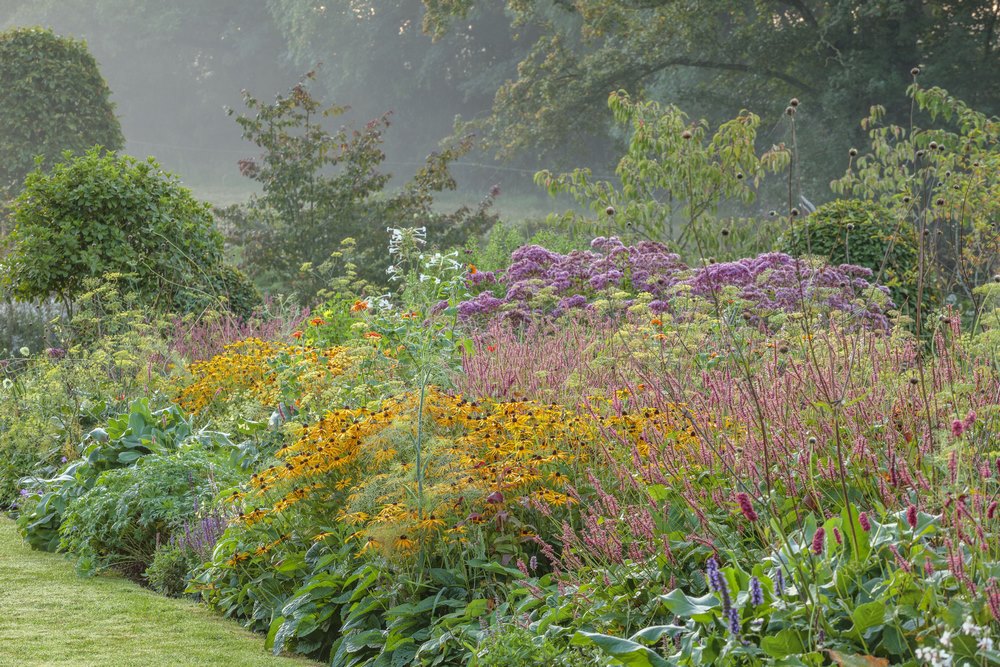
[571,631,673,667]
[658,589,720,622]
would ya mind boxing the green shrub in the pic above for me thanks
[173,264,261,321]
[58,448,238,578]
[16,400,208,552]
[0,27,124,192]
[778,199,933,317]
[1,149,254,316]
[473,625,570,666]
[145,542,201,597]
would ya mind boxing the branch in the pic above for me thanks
[592,56,817,96]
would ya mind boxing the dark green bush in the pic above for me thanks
[0,27,124,192]
[145,543,200,598]
[778,199,934,317]
[2,149,256,316]
[173,264,261,321]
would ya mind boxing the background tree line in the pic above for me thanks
[2,0,996,196]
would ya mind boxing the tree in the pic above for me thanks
[225,73,498,300]
[424,1,1000,187]
[0,27,124,191]
[266,0,531,187]
[1,1,292,181]
[1,148,257,316]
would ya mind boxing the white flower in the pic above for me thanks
[19,346,30,357]
[978,636,995,652]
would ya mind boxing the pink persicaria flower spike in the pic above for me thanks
[858,512,871,532]
[736,492,759,522]
[811,527,825,555]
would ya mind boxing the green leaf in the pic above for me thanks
[761,629,806,658]
[570,631,672,667]
[658,589,719,622]
[850,600,886,634]
[116,450,141,464]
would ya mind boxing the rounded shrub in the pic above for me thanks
[0,27,124,191]
[145,543,200,597]
[2,148,254,315]
[778,199,934,317]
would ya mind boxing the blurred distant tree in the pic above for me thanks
[225,73,498,299]
[1,1,290,180]
[424,1,1000,185]
[265,0,532,180]
[0,27,123,192]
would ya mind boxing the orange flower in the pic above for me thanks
[351,300,368,312]
[364,332,382,340]
[309,317,325,326]
[486,345,496,352]
[291,331,303,339]
[650,317,663,326]
[468,264,478,274]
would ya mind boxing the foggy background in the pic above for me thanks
[0,0,550,210]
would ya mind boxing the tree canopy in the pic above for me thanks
[424,0,1000,184]
[0,27,124,191]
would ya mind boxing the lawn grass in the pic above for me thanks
[0,517,319,667]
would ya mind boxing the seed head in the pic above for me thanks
[929,141,938,150]
[848,148,858,157]
[807,436,817,446]
[935,198,945,206]
[903,195,912,204]
[790,207,800,217]
[911,66,921,77]
[785,106,796,116]
[993,275,1000,283]
[606,206,616,217]
[681,130,693,140]
[916,150,925,158]
[736,172,744,180]
[789,98,799,107]
[768,210,777,217]
[721,228,730,237]
[778,345,789,354]
[909,377,920,386]
[845,223,855,231]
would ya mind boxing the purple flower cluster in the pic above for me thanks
[172,511,228,560]
[706,556,742,636]
[459,238,893,327]
[681,252,893,327]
